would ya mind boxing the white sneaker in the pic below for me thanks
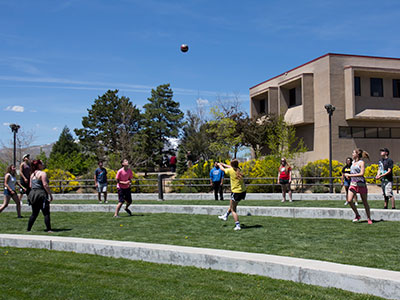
[355,202,358,206]
[344,201,348,206]
[218,214,227,221]
[234,225,241,231]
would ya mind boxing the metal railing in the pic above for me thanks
[0,176,399,198]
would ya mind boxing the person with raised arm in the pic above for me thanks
[217,159,246,231]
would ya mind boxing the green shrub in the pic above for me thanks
[172,156,281,193]
[300,159,343,184]
[46,169,80,193]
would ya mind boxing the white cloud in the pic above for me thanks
[196,98,209,107]
[4,105,24,112]
[52,127,58,131]
[0,75,248,98]
[3,122,10,126]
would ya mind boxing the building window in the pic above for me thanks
[370,78,383,97]
[339,126,400,139]
[352,127,365,138]
[392,128,400,138]
[365,127,377,138]
[394,79,400,98]
[259,99,266,114]
[354,76,361,96]
[339,127,352,138]
[378,127,390,138]
[289,88,296,107]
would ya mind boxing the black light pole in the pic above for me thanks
[324,104,335,193]
[9,124,20,167]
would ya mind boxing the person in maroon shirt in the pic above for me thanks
[278,158,292,202]
[169,154,177,172]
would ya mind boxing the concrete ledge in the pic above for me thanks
[51,193,395,201]
[0,234,399,299]
[7,204,400,221]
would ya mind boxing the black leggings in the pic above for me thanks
[27,200,51,231]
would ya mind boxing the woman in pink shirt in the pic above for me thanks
[114,159,134,217]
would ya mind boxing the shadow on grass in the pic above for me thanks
[241,224,263,230]
[357,219,384,224]
[51,228,73,232]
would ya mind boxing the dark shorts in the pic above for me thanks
[343,180,351,187]
[118,188,132,204]
[20,180,31,195]
[279,179,289,185]
[231,192,246,202]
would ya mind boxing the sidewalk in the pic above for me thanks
[8,204,400,221]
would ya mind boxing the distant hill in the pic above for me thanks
[0,143,54,164]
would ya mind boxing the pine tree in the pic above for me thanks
[141,84,184,168]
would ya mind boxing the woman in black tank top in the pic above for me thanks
[27,160,53,232]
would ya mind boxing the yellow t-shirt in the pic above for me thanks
[225,168,246,193]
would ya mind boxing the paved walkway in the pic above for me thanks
[8,204,400,221]
[0,234,399,299]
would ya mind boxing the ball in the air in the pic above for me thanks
[180,44,189,53]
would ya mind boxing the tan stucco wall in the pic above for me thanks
[250,54,400,165]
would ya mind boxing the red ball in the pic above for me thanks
[180,44,189,53]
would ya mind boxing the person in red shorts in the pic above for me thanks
[114,159,134,218]
[278,158,292,202]
[345,148,372,224]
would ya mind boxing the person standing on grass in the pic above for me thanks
[342,157,358,206]
[376,148,396,209]
[94,160,108,204]
[27,160,53,232]
[217,160,246,231]
[114,159,133,217]
[210,162,224,201]
[19,153,31,205]
[345,148,372,224]
[0,165,25,218]
[278,158,292,202]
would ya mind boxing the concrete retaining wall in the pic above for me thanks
[0,234,399,299]
[52,193,393,201]
[7,204,400,221]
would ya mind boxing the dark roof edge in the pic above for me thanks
[249,53,400,91]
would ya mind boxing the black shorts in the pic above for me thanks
[231,192,246,202]
[20,180,31,195]
[117,188,132,204]
[279,179,290,185]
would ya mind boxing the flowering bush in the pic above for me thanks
[300,159,343,184]
[172,157,281,193]
[45,169,80,193]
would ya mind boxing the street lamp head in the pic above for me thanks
[9,123,20,133]
[324,104,335,115]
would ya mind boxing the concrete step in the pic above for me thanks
[1,234,398,300]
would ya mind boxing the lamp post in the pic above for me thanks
[9,124,20,167]
[324,104,335,193]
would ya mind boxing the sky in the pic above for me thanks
[1,0,400,146]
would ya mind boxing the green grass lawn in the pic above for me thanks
[0,247,383,300]
[1,212,399,272]
[42,199,390,209]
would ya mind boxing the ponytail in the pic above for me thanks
[230,159,243,180]
[355,148,370,160]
